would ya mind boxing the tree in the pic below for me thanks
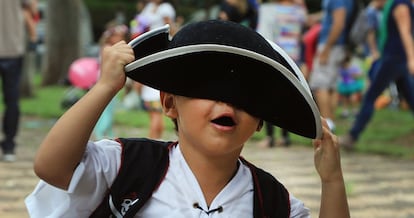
[41,0,82,86]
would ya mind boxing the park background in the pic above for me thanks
[1,1,414,217]
[21,0,413,159]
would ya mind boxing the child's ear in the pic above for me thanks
[256,120,263,132]
[160,92,178,118]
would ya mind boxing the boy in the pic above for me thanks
[26,20,349,217]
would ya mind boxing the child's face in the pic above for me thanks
[162,93,261,156]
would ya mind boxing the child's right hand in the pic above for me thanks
[99,41,135,93]
[313,118,343,183]
[313,118,350,217]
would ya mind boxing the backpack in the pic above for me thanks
[344,0,365,53]
[90,138,290,218]
[349,8,370,46]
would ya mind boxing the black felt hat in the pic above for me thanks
[125,20,322,139]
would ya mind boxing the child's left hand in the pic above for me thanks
[313,118,343,183]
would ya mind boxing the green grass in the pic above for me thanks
[335,108,414,158]
[18,83,176,131]
[21,85,67,117]
[14,77,414,159]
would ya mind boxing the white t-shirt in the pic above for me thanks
[25,140,310,217]
[140,2,176,31]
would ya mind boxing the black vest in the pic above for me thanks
[90,138,290,218]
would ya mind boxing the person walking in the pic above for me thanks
[308,0,355,132]
[256,0,308,147]
[339,0,414,150]
[364,0,402,109]
[0,0,37,162]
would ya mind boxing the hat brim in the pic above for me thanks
[125,24,322,139]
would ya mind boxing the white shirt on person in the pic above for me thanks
[140,2,176,31]
[0,0,30,57]
[25,140,310,217]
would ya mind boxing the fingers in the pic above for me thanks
[313,117,328,149]
[313,117,343,183]
[99,41,135,91]
[320,116,329,129]
[107,41,135,65]
[313,117,338,151]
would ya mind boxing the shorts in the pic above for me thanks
[337,80,364,96]
[142,100,162,112]
[309,45,346,90]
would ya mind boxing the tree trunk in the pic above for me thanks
[20,49,36,97]
[41,0,82,86]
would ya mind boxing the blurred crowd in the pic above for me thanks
[213,0,414,150]
[81,0,413,148]
[2,0,414,162]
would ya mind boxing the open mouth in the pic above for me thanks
[211,116,236,127]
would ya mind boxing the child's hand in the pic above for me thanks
[313,118,343,183]
[99,41,135,93]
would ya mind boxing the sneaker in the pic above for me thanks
[338,134,356,151]
[3,153,16,162]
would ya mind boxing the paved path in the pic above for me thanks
[1,116,414,218]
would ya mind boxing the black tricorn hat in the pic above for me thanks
[125,20,322,139]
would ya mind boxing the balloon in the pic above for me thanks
[68,57,100,89]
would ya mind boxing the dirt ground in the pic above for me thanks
[1,116,414,218]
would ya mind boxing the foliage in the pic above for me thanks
[18,82,175,131]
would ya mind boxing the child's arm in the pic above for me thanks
[33,41,135,190]
[313,118,350,218]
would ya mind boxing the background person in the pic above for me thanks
[0,0,37,162]
[337,52,364,118]
[308,0,355,132]
[256,0,308,147]
[339,0,414,150]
